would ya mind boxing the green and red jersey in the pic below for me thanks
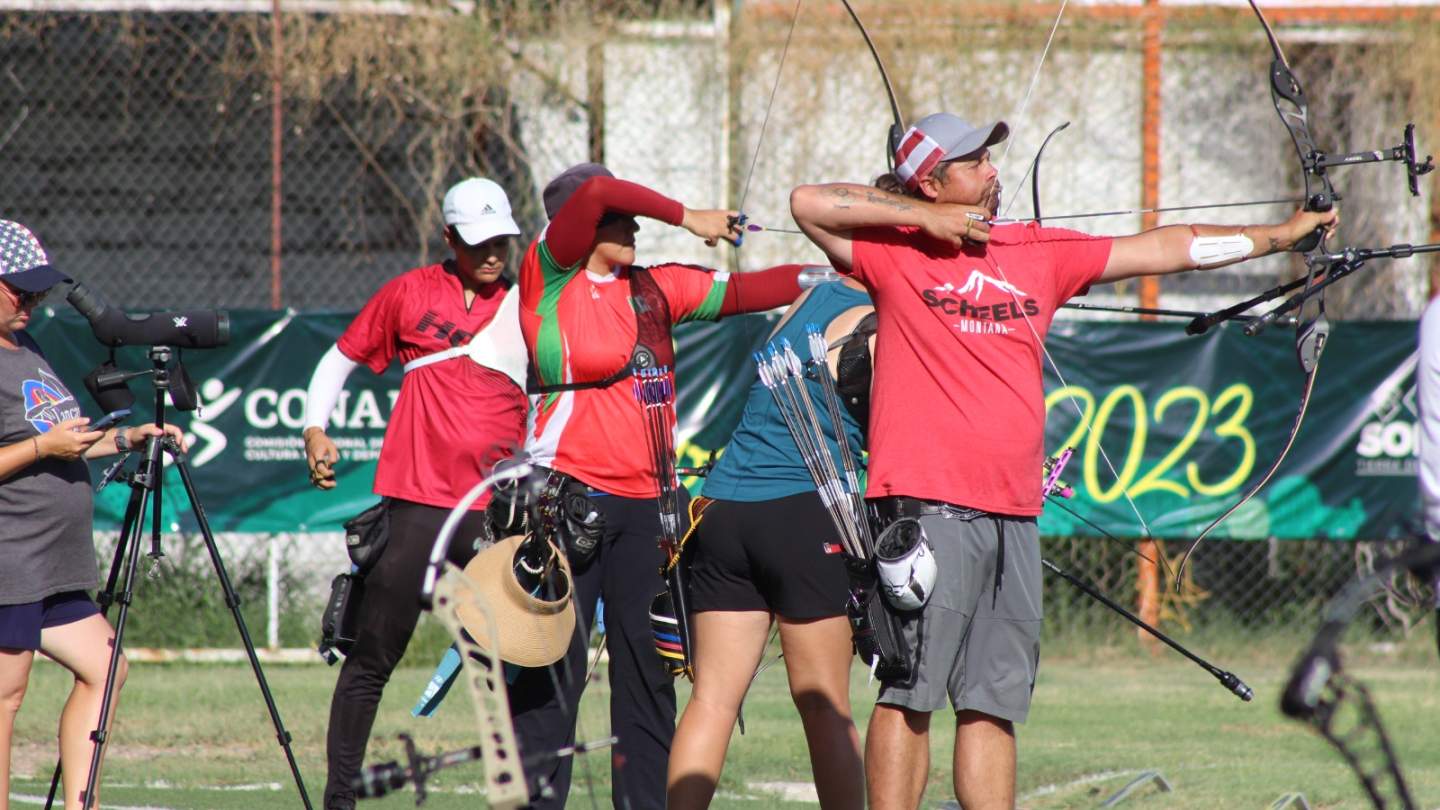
[518,236,729,497]
[520,174,806,497]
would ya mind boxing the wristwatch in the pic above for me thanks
[114,430,132,453]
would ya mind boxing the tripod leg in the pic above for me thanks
[80,468,157,810]
[168,445,315,809]
[43,474,148,810]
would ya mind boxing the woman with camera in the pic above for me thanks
[0,219,184,810]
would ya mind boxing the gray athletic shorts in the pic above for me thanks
[875,507,1042,723]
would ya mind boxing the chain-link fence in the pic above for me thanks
[4,2,1438,652]
[5,3,1437,312]
[1041,536,1436,653]
[94,531,1436,654]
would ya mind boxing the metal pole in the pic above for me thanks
[270,0,284,309]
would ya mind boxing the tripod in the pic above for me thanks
[42,346,312,810]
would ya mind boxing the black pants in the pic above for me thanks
[510,492,685,810]
[323,499,491,810]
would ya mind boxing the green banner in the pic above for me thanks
[1036,321,1416,540]
[29,310,1419,540]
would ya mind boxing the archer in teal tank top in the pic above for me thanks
[702,280,870,501]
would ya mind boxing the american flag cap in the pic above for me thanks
[0,220,70,292]
[893,113,1010,192]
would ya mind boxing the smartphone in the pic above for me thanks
[87,408,133,432]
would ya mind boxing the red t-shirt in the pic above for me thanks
[519,237,730,497]
[850,223,1111,515]
[337,263,528,509]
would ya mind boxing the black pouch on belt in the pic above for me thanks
[318,573,363,665]
[317,499,392,664]
[531,469,605,566]
[842,552,914,684]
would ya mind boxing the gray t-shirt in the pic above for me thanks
[0,331,97,605]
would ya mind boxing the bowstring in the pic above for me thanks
[982,254,1159,546]
[996,0,1070,220]
[984,0,1164,561]
[736,0,806,217]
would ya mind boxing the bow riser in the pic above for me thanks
[433,566,528,809]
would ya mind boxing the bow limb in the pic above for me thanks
[836,0,905,167]
[1173,0,1336,587]
[1006,120,1071,224]
[432,566,529,809]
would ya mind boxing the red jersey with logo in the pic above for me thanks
[849,223,1111,515]
[519,237,729,497]
[337,263,527,509]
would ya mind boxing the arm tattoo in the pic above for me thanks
[1268,236,1283,253]
[863,191,912,212]
[821,186,913,214]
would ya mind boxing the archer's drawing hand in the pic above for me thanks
[681,208,743,247]
[923,203,993,247]
[304,426,339,490]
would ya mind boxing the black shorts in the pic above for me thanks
[687,492,849,620]
[0,591,100,651]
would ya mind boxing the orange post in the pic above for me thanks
[1136,0,1163,652]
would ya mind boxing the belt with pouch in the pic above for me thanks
[874,495,986,523]
[873,496,1006,607]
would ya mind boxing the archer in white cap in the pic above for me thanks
[791,113,1338,810]
[300,177,529,810]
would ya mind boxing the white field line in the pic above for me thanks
[11,793,173,810]
[1018,769,1132,802]
[746,781,820,803]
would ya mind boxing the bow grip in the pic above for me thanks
[1291,192,1333,254]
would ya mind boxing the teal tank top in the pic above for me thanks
[701,281,870,502]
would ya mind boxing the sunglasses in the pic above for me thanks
[1,282,48,308]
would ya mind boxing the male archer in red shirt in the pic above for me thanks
[791,112,1336,810]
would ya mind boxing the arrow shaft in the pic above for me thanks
[995,196,1302,225]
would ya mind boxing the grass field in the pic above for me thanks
[8,634,1439,809]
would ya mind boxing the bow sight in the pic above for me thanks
[1353,124,1430,195]
[1299,122,1433,203]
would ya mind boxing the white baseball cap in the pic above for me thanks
[442,178,521,246]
